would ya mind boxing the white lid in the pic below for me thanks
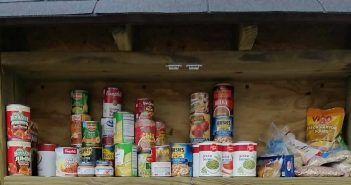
[6,104,30,112]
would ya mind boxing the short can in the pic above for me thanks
[95,160,114,177]
[190,92,209,114]
[171,143,193,177]
[103,87,122,118]
[38,144,56,177]
[80,147,102,164]
[82,121,101,147]
[77,162,95,177]
[138,153,152,177]
[115,143,137,176]
[151,162,171,177]
[220,143,234,177]
[103,145,115,163]
[101,118,114,145]
[6,104,31,141]
[156,121,167,146]
[135,118,156,153]
[71,114,91,147]
[151,145,171,162]
[55,147,79,177]
[135,98,154,120]
[213,83,234,117]
[199,142,221,177]
[233,141,257,177]
[192,145,200,177]
[190,113,211,144]
[212,116,234,143]
[71,90,88,114]
[113,112,134,144]
[7,141,32,176]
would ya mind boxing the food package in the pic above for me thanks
[257,156,283,177]
[330,161,351,177]
[295,166,344,177]
[307,150,351,166]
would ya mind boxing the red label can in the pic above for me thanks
[135,98,154,120]
[7,141,32,176]
[213,83,234,117]
[6,104,31,141]
[135,119,156,152]
[103,87,122,118]
[70,114,91,147]
[151,145,171,162]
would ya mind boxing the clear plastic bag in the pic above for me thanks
[295,166,344,177]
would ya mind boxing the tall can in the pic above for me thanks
[103,145,115,163]
[115,143,137,176]
[71,90,88,114]
[7,141,32,176]
[82,121,101,147]
[138,153,152,177]
[192,145,199,177]
[135,98,154,120]
[103,87,122,118]
[71,114,91,147]
[135,118,156,153]
[190,113,211,144]
[199,142,221,177]
[38,144,56,177]
[220,143,234,177]
[233,141,257,177]
[156,121,167,146]
[101,118,114,145]
[114,112,134,144]
[190,92,209,114]
[6,104,31,141]
[55,147,79,177]
[171,143,193,177]
[213,83,234,116]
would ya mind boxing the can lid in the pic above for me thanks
[38,144,56,151]
[214,83,233,87]
[96,160,112,166]
[6,104,30,112]
[79,161,94,166]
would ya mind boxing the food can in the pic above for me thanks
[220,143,234,177]
[156,121,167,146]
[95,160,114,177]
[151,145,171,162]
[115,143,137,176]
[71,114,91,147]
[135,98,154,120]
[190,92,209,114]
[103,87,122,118]
[82,121,101,147]
[6,104,31,141]
[71,90,88,114]
[77,162,95,177]
[55,147,79,177]
[282,155,295,177]
[212,116,233,143]
[113,112,134,144]
[171,143,193,177]
[192,145,199,177]
[233,141,257,177]
[199,142,221,176]
[213,83,234,117]
[190,113,211,144]
[103,145,115,163]
[151,162,171,176]
[101,118,114,145]
[38,144,56,177]
[80,147,102,164]
[7,141,32,176]
[135,118,156,152]
[138,153,152,177]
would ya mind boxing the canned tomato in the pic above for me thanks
[151,162,171,176]
[135,118,156,152]
[151,145,171,162]
[80,147,102,164]
[6,104,31,141]
[138,153,152,177]
[38,144,56,177]
[135,98,154,120]
[190,92,209,114]
[103,145,115,163]
[192,145,199,177]
[213,83,233,117]
[212,116,233,143]
[171,143,193,177]
[101,118,114,145]
[7,141,32,176]
[220,143,234,177]
[103,87,122,118]
[55,147,79,177]
[233,141,257,177]
[199,142,221,176]
[190,113,210,144]
[71,90,88,114]
[114,112,134,144]
[156,121,166,146]
[71,114,91,147]
[115,143,137,176]
[82,121,101,147]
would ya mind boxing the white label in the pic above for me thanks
[115,149,125,165]
[132,147,138,174]
[221,151,233,177]
[101,118,114,136]
[38,151,56,177]
[199,151,222,176]
[78,166,95,175]
[95,167,114,176]
[123,119,134,137]
[233,151,256,176]
[103,103,121,118]
[193,153,199,177]
[151,162,171,176]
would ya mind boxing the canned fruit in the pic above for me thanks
[135,119,156,152]
[6,104,31,141]
[80,147,102,164]
[101,118,114,145]
[199,142,221,176]
[114,112,134,144]
[71,114,91,147]
[151,145,171,162]
[7,141,32,176]
[151,162,171,176]
[213,84,234,117]
[103,87,122,118]
[190,113,210,143]
[115,143,137,176]
[190,92,209,114]
[71,90,88,114]
[135,98,154,120]
[56,147,79,177]
[233,142,257,177]
[82,121,101,147]
[138,153,152,177]
[103,145,114,162]
[171,143,193,177]
[156,121,167,146]
[212,116,233,143]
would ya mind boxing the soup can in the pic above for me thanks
[103,145,115,163]
[82,121,101,147]
[101,118,114,145]
[192,145,199,177]
[213,83,234,117]
[71,90,88,114]
[38,144,56,177]
[71,114,91,147]
[212,116,234,143]
[138,153,152,177]
[151,162,171,176]
[199,142,221,176]
[115,143,137,176]
[55,147,79,177]
[220,143,234,177]
[80,147,102,164]
[113,112,134,144]
[135,118,156,152]
[156,121,167,146]
[151,145,171,162]
[6,104,31,141]
[7,141,32,176]
[190,92,209,114]
[190,113,211,144]
[135,98,154,120]
[103,87,122,118]
[171,143,193,177]
[233,141,257,177]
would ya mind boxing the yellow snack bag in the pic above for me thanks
[306,107,345,151]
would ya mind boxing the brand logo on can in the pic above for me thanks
[71,92,82,100]
[210,144,217,152]
[87,124,97,131]
[10,112,29,123]
[247,145,255,152]
[64,148,77,154]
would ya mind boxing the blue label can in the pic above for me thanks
[171,143,193,176]
[212,116,234,142]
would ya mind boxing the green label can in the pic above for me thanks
[115,143,137,176]
[113,112,134,144]
[71,90,88,114]
[103,145,115,163]
[138,153,151,177]
[82,121,101,147]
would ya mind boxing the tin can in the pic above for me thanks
[38,144,56,177]
[151,145,171,162]
[199,142,221,176]
[7,141,32,176]
[212,116,233,143]
[115,143,137,176]
[103,87,122,118]
[6,104,31,141]
[190,92,209,114]
[77,162,95,177]
[114,112,134,144]
[135,118,156,152]
[192,145,199,177]
[95,160,114,177]
[171,143,193,177]
[233,141,257,177]
[103,145,115,163]
[55,147,79,177]
[101,118,114,145]
[151,162,171,176]
[138,153,152,177]
[190,113,211,144]
[156,121,167,146]
[71,114,91,147]
[80,147,102,164]
[82,121,101,147]
[213,83,234,117]
[282,155,294,177]
[71,90,88,114]
[220,143,234,177]
[135,98,154,120]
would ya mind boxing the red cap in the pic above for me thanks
[38,144,56,151]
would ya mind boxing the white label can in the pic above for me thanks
[199,142,221,176]
[101,118,114,145]
[192,144,199,177]
[233,141,257,177]
[38,144,56,177]
[220,143,234,177]
[151,162,171,176]
[55,147,79,177]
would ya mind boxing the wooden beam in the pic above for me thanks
[112,25,133,51]
[238,24,258,51]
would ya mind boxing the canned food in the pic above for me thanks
[114,112,134,144]
[220,143,234,177]
[213,83,233,117]
[55,147,79,177]
[103,145,114,163]
[171,143,193,177]
[135,118,156,152]
[190,113,211,144]
[135,98,154,120]
[78,162,95,177]
[71,114,91,147]
[233,141,257,177]
[95,160,114,177]
[6,104,31,141]
[115,143,137,176]
[151,162,171,176]
[7,141,32,176]
[151,145,171,162]
[101,118,114,145]
[82,121,101,147]
[156,121,167,146]
[192,145,199,177]
[80,147,102,164]
[212,116,233,143]
[103,87,122,118]
[138,153,152,177]
[199,142,221,176]
[71,90,88,114]
[38,144,56,177]
[190,92,209,114]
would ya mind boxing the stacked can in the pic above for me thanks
[151,145,171,176]
[171,143,193,177]
[212,84,234,143]
[190,93,210,144]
